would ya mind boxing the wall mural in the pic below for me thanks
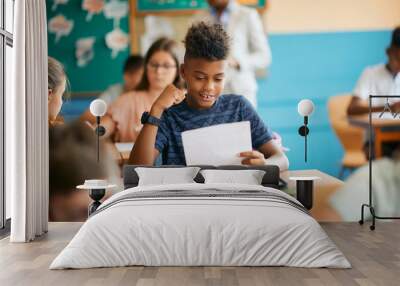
[82,0,105,22]
[48,14,74,43]
[46,0,130,92]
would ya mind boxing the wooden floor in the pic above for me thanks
[0,222,399,286]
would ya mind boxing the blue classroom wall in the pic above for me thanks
[258,30,390,176]
[59,29,391,177]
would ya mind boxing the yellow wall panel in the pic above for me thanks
[264,0,400,33]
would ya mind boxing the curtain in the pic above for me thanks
[8,0,48,242]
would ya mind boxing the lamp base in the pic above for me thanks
[88,188,106,216]
[296,180,313,210]
[289,176,320,210]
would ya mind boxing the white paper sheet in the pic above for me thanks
[182,121,252,165]
[115,142,134,153]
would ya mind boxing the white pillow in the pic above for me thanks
[200,169,266,185]
[135,167,201,186]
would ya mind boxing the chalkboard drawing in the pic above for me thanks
[104,0,128,28]
[82,0,105,22]
[51,0,69,11]
[48,14,74,43]
[141,16,174,54]
[105,28,129,58]
[76,37,96,67]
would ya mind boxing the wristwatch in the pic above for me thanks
[141,111,161,127]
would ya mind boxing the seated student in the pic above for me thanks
[49,121,120,222]
[347,27,400,157]
[48,56,68,126]
[129,22,289,170]
[80,54,144,124]
[101,38,182,142]
[347,26,400,116]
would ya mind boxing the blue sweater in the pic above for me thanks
[155,94,273,165]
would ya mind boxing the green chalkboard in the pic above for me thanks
[47,0,130,92]
[136,0,266,14]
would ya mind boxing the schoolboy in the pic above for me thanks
[129,22,288,170]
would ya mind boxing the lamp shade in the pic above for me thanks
[297,99,314,117]
[90,99,107,117]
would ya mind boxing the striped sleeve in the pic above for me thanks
[239,96,273,149]
[154,115,169,153]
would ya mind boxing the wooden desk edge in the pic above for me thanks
[280,169,344,186]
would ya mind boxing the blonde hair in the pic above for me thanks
[48,56,68,95]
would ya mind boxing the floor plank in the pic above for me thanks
[0,222,399,286]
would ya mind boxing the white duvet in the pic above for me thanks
[50,183,351,269]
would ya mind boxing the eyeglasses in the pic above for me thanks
[147,62,177,71]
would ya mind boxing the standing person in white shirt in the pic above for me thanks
[191,0,271,108]
[347,27,400,115]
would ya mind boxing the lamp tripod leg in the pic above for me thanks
[370,206,376,231]
[359,204,366,225]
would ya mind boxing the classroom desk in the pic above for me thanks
[281,169,343,221]
[348,114,400,158]
[107,142,132,166]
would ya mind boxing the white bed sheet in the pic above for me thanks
[50,183,350,269]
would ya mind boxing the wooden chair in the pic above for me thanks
[328,94,367,178]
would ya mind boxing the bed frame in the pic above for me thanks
[123,165,285,189]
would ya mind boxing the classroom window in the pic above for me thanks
[5,0,13,33]
[1,0,14,230]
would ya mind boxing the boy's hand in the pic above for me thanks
[152,84,185,115]
[239,150,266,166]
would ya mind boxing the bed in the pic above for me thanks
[50,165,350,269]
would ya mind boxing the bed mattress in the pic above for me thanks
[50,183,350,269]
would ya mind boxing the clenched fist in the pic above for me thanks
[153,84,186,112]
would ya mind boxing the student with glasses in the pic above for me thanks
[101,38,183,142]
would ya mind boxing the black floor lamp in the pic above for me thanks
[297,99,315,162]
[79,99,110,216]
[89,99,107,162]
[289,99,320,210]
